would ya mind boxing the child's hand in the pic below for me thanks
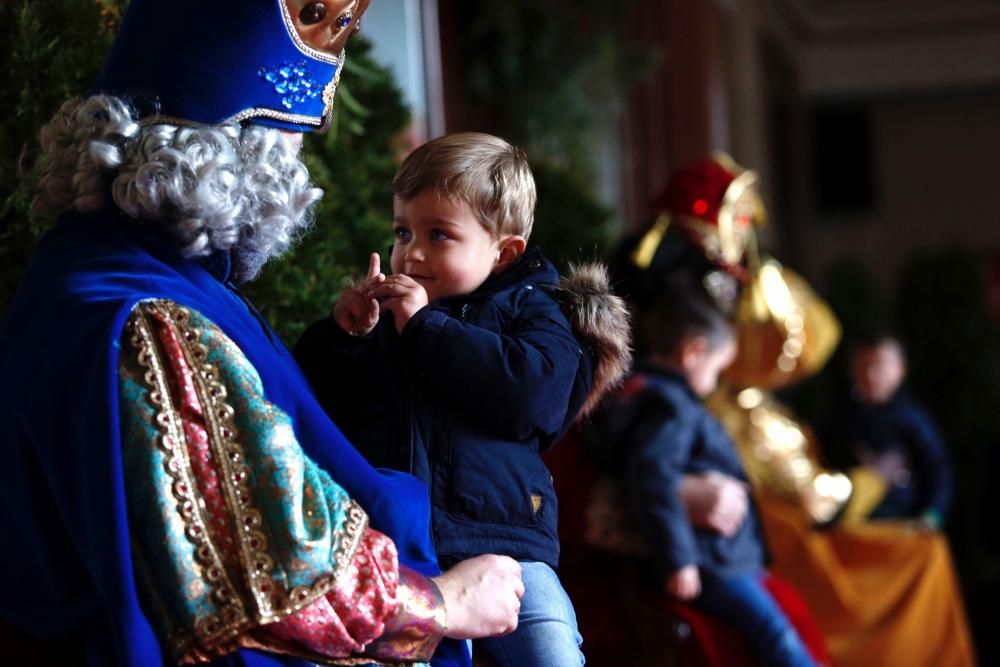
[334,253,384,336]
[681,471,749,537]
[369,273,428,334]
[666,565,701,601]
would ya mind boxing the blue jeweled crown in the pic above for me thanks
[93,0,347,132]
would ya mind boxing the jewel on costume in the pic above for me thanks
[257,60,322,110]
[335,11,354,30]
[298,1,327,25]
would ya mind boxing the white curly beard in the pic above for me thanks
[35,95,324,283]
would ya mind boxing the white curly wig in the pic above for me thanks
[34,95,323,282]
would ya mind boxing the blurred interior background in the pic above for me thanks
[1,0,999,662]
[304,7,1000,662]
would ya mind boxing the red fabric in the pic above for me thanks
[762,575,831,666]
[649,157,738,226]
[665,575,831,667]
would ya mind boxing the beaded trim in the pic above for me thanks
[266,496,367,620]
[149,302,282,622]
[128,305,251,649]
[138,108,324,130]
[283,500,368,611]
[322,65,344,114]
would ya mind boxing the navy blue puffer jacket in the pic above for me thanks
[295,248,630,567]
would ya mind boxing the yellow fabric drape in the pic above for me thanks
[757,492,976,666]
[712,388,975,666]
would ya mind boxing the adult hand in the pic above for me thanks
[369,273,429,334]
[333,253,384,336]
[665,565,701,601]
[680,471,749,537]
[432,554,524,640]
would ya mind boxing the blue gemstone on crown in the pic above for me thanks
[259,61,322,110]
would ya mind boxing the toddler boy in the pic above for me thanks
[295,132,631,667]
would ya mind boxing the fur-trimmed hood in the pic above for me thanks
[552,262,633,417]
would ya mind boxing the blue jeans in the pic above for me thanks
[695,571,816,667]
[479,561,585,667]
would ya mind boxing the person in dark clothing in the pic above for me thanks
[295,132,632,667]
[823,333,952,528]
[604,277,817,667]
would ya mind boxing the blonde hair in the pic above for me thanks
[392,132,536,239]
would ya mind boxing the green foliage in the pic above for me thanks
[458,1,655,179]
[0,0,126,318]
[529,160,616,265]
[0,0,642,344]
[0,0,408,343]
[244,42,410,343]
[453,0,657,269]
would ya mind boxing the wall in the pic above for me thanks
[719,0,1000,290]
[792,87,1000,289]
[360,0,444,144]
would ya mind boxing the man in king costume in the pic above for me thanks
[0,1,524,666]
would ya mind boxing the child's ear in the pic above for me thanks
[679,335,710,372]
[494,235,527,271]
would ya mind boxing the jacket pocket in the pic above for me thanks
[447,439,552,527]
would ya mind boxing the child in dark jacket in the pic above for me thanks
[821,332,952,528]
[294,132,631,667]
[604,278,817,667]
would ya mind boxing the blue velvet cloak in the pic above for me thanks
[0,209,469,667]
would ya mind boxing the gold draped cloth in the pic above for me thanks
[756,491,975,667]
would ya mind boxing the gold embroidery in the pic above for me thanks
[286,499,367,611]
[128,304,251,651]
[334,501,368,579]
[152,302,279,620]
[131,300,379,662]
[530,495,543,514]
[143,300,369,623]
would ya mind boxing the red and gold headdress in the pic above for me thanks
[633,152,765,278]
